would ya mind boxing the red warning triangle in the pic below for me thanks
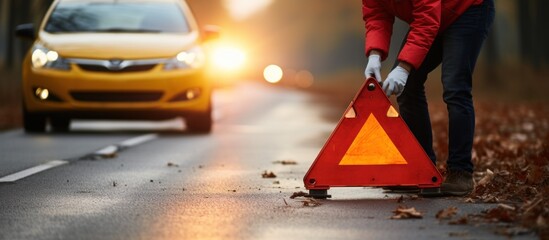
[304,78,442,191]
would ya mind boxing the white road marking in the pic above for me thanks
[0,160,68,183]
[92,133,158,156]
[118,133,158,148]
[94,145,118,156]
[0,134,159,182]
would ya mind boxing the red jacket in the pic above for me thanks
[363,0,483,69]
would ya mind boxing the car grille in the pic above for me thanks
[78,64,157,73]
[70,91,163,102]
[69,58,165,73]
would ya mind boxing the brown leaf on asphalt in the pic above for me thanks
[272,180,280,184]
[167,162,179,167]
[262,171,277,178]
[476,169,494,186]
[483,205,517,223]
[408,195,419,201]
[300,198,321,207]
[449,216,468,225]
[391,206,423,219]
[436,206,458,219]
[290,191,309,199]
[464,198,475,203]
[396,195,404,203]
[273,160,298,165]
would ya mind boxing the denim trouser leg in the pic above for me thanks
[395,0,494,172]
[442,0,494,173]
[397,38,443,164]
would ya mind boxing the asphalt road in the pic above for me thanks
[0,82,537,239]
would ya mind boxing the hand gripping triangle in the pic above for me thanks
[303,78,442,198]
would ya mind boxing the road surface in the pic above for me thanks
[0,82,536,239]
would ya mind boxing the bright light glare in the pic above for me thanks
[177,51,197,65]
[223,0,274,21]
[31,49,48,68]
[263,65,283,83]
[36,88,50,100]
[211,47,246,71]
[46,51,59,61]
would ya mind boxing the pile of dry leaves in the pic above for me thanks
[430,102,549,236]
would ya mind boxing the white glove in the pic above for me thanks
[382,66,409,97]
[364,54,382,82]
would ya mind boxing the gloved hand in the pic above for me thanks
[382,66,409,97]
[364,54,382,82]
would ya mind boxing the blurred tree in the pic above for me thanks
[518,0,549,69]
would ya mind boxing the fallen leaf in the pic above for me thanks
[290,191,309,199]
[483,205,517,223]
[464,198,475,203]
[273,180,280,184]
[262,171,277,178]
[449,216,468,225]
[167,162,179,167]
[408,195,419,200]
[396,195,404,203]
[273,160,298,165]
[391,206,423,219]
[477,169,494,186]
[300,198,321,207]
[436,206,458,219]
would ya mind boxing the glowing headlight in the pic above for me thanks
[31,49,48,68]
[164,46,205,70]
[31,44,70,70]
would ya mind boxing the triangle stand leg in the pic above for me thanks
[308,189,332,199]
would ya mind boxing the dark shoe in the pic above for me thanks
[382,186,420,193]
[441,171,474,196]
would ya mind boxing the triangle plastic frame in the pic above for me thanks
[303,78,442,197]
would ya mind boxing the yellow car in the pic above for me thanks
[16,0,218,133]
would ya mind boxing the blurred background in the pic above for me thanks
[1,0,549,129]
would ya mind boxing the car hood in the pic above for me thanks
[38,32,200,59]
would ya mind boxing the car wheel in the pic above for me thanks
[185,109,212,134]
[50,117,71,132]
[23,107,46,133]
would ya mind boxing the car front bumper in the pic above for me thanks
[22,59,212,120]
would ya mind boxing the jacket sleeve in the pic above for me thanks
[397,0,441,69]
[363,0,394,61]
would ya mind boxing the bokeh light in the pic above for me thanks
[211,46,246,71]
[295,70,314,88]
[263,64,283,83]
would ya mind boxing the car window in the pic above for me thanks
[44,2,190,33]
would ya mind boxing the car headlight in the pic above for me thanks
[163,46,205,70]
[31,44,70,70]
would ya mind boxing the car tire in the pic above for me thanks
[51,117,70,132]
[23,107,46,133]
[185,108,212,134]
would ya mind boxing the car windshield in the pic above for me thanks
[44,2,190,33]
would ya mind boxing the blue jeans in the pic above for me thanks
[395,0,495,173]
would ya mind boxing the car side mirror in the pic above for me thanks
[202,25,220,42]
[15,23,36,40]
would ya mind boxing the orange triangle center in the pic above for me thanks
[339,113,407,165]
